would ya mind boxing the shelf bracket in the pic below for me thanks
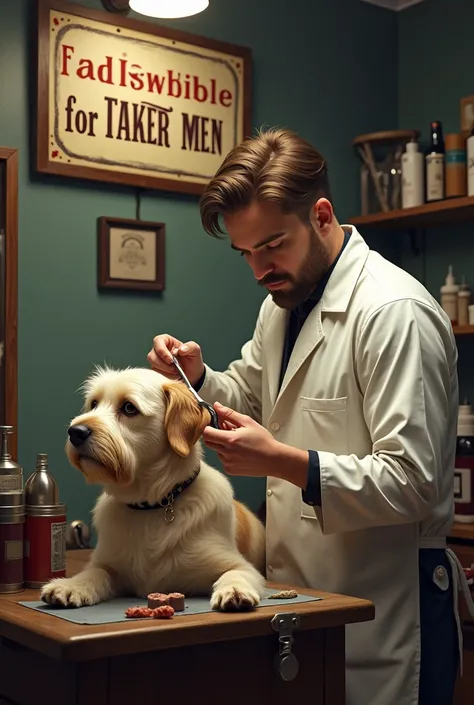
[403,227,427,287]
[407,228,421,256]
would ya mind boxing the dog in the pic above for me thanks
[40,366,266,611]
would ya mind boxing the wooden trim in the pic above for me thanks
[453,325,474,336]
[352,129,420,147]
[0,550,375,662]
[0,586,375,663]
[0,147,18,460]
[36,0,253,195]
[449,523,474,542]
[351,195,474,230]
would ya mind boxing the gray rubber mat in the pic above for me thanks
[19,588,321,625]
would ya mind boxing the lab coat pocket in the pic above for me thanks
[300,396,348,520]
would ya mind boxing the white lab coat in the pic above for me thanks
[199,225,461,705]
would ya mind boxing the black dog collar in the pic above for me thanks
[126,468,200,517]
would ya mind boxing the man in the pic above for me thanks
[148,127,461,705]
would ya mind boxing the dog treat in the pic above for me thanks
[167,592,185,612]
[151,605,175,619]
[125,604,175,619]
[268,589,298,599]
[125,606,155,618]
[147,591,185,611]
[147,592,170,609]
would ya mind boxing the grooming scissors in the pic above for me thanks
[171,356,220,429]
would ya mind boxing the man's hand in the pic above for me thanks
[147,334,205,386]
[203,403,309,489]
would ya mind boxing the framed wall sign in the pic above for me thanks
[37,0,252,195]
[98,216,165,292]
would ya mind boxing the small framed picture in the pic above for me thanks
[98,217,165,292]
[460,95,474,135]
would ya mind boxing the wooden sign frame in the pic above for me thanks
[36,0,252,195]
[0,148,18,460]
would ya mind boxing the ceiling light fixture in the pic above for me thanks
[128,0,210,19]
[359,0,426,9]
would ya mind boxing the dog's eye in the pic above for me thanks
[121,402,139,417]
[90,400,98,410]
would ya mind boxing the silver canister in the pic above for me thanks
[0,425,23,493]
[0,491,25,593]
[0,426,25,593]
[24,453,58,505]
[24,454,67,588]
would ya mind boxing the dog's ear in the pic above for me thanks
[163,382,211,457]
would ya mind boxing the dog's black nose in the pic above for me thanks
[68,424,92,447]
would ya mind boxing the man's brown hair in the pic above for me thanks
[199,127,332,238]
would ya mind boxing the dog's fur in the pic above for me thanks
[41,367,266,611]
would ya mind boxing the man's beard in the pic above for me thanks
[259,226,331,310]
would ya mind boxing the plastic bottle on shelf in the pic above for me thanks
[445,133,467,198]
[401,139,424,208]
[458,277,471,327]
[440,265,459,324]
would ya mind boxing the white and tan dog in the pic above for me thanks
[41,366,266,611]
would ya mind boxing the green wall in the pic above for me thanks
[398,0,474,403]
[0,0,398,530]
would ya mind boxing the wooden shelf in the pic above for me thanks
[351,195,474,230]
[449,522,474,541]
[453,325,474,336]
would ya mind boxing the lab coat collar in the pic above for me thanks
[264,225,370,406]
[319,225,369,313]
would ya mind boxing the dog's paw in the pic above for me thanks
[210,582,260,612]
[40,578,101,608]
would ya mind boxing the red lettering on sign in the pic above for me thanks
[58,45,235,109]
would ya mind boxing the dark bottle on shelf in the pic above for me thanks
[426,120,445,202]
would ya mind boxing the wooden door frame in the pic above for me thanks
[1,147,18,460]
